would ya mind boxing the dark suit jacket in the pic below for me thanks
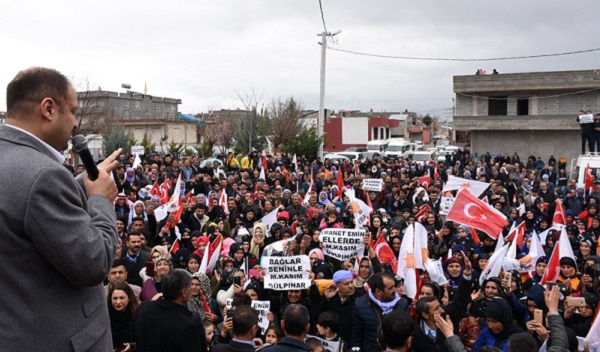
[212,340,256,352]
[261,337,310,352]
[136,298,206,352]
[0,125,118,351]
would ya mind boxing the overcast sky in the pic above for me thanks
[2,1,599,119]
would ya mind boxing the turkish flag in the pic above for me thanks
[505,221,526,248]
[374,234,397,272]
[170,238,180,254]
[160,180,170,205]
[586,163,595,191]
[552,199,567,227]
[540,227,576,284]
[447,189,507,239]
[415,204,432,222]
[337,169,345,198]
[219,190,229,215]
[150,181,161,197]
[419,175,431,189]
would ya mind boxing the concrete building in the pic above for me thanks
[322,110,431,152]
[453,69,600,163]
[76,90,188,153]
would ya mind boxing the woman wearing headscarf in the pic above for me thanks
[564,292,598,337]
[472,297,525,351]
[140,255,172,301]
[444,257,464,288]
[188,272,222,325]
[128,200,149,225]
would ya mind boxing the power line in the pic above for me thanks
[318,0,328,35]
[327,45,600,62]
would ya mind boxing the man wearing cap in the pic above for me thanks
[311,270,361,344]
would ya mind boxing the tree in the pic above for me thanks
[194,139,214,158]
[103,124,130,156]
[140,133,156,154]
[205,115,234,154]
[266,96,304,152]
[167,140,185,155]
[128,133,138,149]
[282,126,325,159]
[72,76,115,137]
[233,88,268,153]
[422,114,433,127]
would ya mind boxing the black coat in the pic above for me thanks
[260,337,310,352]
[311,292,361,344]
[212,340,255,352]
[136,299,206,352]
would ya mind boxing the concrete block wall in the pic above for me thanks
[471,130,580,165]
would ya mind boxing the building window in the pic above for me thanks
[488,97,507,116]
[134,101,141,110]
[155,103,161,112]
[517,99,529,116]
[373,127,378,140]
[122,100,129,110]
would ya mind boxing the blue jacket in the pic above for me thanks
[472,326,509,352]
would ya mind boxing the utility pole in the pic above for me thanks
[317,30,341,160]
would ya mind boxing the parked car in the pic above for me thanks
[323,153,350,164]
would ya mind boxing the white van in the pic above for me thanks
[366,140,389,153]
[573,153,600,186]
[411,150,435,165]
[384,141,417,160]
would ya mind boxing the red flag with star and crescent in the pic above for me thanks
[446,189,507,239]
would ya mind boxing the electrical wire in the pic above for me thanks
[327,46,600,62]
[318,0,328,35]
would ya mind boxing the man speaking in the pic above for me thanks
[0,67,120,351]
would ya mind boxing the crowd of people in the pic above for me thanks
[97,145,600,352]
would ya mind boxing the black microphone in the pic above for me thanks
[72,135,99,181]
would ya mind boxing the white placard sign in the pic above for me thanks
[580,114,594,124]
[319,228,365,260]
[439,191,455,215]
[131,145,145,155]
[263,255,311,290]
[251,301,271,335]
[306,335,341,352]
[362,178,383,192]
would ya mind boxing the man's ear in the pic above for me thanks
[405,336,413,350]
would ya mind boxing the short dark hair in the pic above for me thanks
[282,304,309,337]
[232,293,252,308]
[111,259,126,269]
[195,204,207,211]
[162,269,192,301]
[232,305,258,336]
[317,311,339,333]
[6,67,70,116]
[508,333,537,352]
[131,217,145,225]
[416,296,438,318]
[368,272,395,293]
[381,310,414,349]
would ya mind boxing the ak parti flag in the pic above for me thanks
[446,189,507,239]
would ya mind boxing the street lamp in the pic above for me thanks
[317,29,341,160]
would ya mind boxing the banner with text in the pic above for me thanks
[306,335,341,352]
[319,228,365,260]
[362,178,383,192]
[439,191,455,215]
[251,301,271,335]
[264,255,311,290]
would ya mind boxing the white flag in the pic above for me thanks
[258,208,279,237]
[132,153,142,170]
[198,240,210,274]
[443,175,490,197]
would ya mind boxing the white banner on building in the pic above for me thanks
[319,229,365,260]
[263,255,311,290]
[362,178,383,192]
